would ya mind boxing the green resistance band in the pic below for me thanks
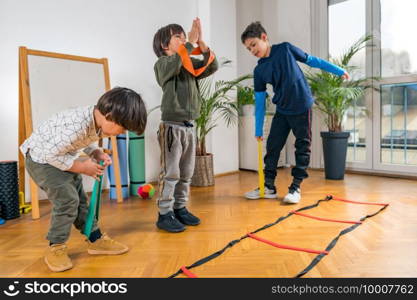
[83,161,105,238]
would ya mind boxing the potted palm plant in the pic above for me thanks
[237,83,274,116]
[192,61,251,186]
[237,84,255,116]
[305,35,376,179]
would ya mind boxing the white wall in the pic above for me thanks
[0,0,240,188]
[236,0,261,77]
[208,0,240,175]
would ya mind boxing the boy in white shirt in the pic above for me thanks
[21,87,147,272]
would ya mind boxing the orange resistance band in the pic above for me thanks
[290,211,362,224]
[247,233,329,255]
[180,266,198,278]
[329,195,389,207]
[177,44,215,77]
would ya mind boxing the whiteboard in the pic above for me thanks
[24,53,109,199]
[28,55,106,126]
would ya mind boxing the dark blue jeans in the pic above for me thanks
[264,109,312,189]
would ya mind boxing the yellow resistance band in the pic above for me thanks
[258,140,265,198]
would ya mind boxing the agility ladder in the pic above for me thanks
[169,195,389,278]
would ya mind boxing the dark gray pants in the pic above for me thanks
[25,154,98,244]
[264,109,312,189]
[157,121,195,215]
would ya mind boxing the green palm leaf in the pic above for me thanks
[196,64,252,155]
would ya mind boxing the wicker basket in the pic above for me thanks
[191,154,214,187]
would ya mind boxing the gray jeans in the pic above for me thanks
[157,121,195,214]
[25,154,98,244]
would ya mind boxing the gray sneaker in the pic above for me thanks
[245,186,277,200]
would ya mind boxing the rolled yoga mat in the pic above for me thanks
[0,161,20,220]
[128,132,145,196]
[107,134,129,199]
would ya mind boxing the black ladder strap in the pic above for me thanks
[294,204,388,278]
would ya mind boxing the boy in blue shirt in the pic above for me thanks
[241,22,349,204]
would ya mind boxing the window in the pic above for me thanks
[329,0,366,163]
[380,83,417,165]
[328,0,417,174]
[381,0,417,77]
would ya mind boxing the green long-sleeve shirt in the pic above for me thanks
[154,42,218,122]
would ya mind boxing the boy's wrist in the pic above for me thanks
[198,41,209,52]
[68,160,85,174]
[80,162,87,175]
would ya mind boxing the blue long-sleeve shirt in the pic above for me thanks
[254,42,345,136]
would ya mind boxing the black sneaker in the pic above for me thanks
[174,207,201,226]
[156,211,186,233]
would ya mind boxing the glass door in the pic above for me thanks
[372,0,417,174]
[328,0,373,170]
[328,0,417,175]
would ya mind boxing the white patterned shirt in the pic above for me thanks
[20,106,103,171]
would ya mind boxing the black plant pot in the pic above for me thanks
[320,131,350,180]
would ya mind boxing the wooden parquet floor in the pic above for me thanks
[0,169,416,278]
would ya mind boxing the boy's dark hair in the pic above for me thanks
[241,21,267,44]
[153,23,185,57]
[96,87,147,135]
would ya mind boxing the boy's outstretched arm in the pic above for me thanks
[305,55,349,77]
[286,42,349,78]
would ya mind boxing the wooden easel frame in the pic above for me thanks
[18,46,124,220]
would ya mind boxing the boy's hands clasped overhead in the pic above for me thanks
[188,17,209,53]
[187,18,199,44]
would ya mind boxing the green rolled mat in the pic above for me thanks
[128,132,145,196]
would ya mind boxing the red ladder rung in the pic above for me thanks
[180,266,198,278]
[329,195,389,206]
[291,210,362,224]
[247,233,328,255]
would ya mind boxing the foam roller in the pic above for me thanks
[0,161,20,220]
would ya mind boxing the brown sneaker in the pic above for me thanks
[44,244,73,272]
[87,233,129,255]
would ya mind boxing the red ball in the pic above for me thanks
[137,184,155,199]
